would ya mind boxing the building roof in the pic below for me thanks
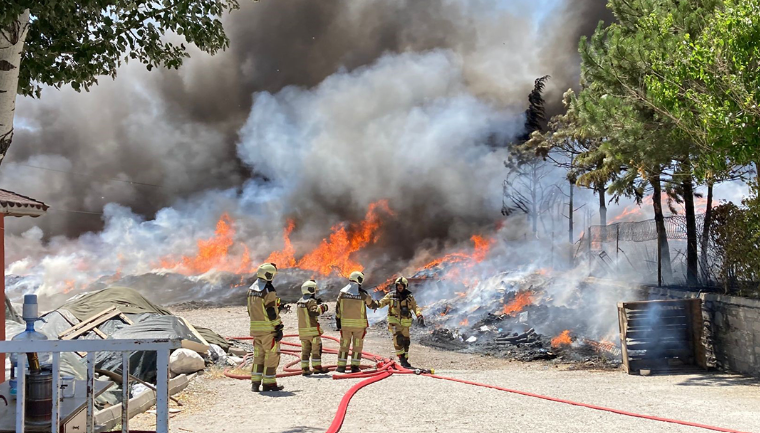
[0,189,49,217]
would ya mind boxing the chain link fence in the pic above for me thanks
[576,214,716,288]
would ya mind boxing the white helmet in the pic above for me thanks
[349,271,365,285]
[301,279,318,296]
[256,263,277,282]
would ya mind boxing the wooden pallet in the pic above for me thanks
[59,307,134,356]
[617,299,707,375]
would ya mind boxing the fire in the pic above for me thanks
[459,318,469,326]
[501,291,534,316]
[551,330,572,348]
[373,276,396,293]
[422,235,493,271]
[158,213,251,275]
[295,200,393,276]
[62,280,76,294]
[265,200,395,277]
[440,305,452,316]
[265,219,296,268]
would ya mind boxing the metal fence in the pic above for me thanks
[577,214,712,287]
[0,338,180,433]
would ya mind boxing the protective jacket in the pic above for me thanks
[336,283,378,329]
[247,279,282,334]
[297,295,328,338]
[378,289,422,327]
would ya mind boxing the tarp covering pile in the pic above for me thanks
[5,287,228,383]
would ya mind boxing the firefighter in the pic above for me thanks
[335,271,379,373]
[248,263,284,392]
[378,276,424,368]
[296,279,330,376]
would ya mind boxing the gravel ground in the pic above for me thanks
[128,304,760,433]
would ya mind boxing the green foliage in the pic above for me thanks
[1,0,240,97]
[711,188,760,296]
[644,0,760,172]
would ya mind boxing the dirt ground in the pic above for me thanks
[129,304,760,433]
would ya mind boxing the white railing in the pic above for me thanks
[0,338,181,433]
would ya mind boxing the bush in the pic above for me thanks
[711,187,760,297]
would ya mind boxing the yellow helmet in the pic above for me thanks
[301,279,318,296]
[256,263,278,281]
[394,277,408,289]
[349,271,365,285]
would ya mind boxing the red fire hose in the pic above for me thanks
[224,335,749,433]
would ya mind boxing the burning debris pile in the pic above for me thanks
[409,268,623,367]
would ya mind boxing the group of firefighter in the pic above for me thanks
[247,262,424,392]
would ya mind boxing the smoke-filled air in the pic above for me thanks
[5,0,628,346]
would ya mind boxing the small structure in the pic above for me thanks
[617,298,707,374]
[0,189,49,383]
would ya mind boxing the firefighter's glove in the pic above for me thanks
[274,328,284,342]
[417,315,425,326]
[316,298,323,304]
[335,318,341,331]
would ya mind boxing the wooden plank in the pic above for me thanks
[119,313,134,326]
[689,298,708,369]
[617,303,631,374]
[60,309,122,341]
[177,316,210,354]
[621,299,694,309]
[58,307,117,338]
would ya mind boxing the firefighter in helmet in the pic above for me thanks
[378,276,424,368]
[296,279,330,375]
[248,263,284,392]
[335,271,379,373]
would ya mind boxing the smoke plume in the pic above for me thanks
[2,0,618,303]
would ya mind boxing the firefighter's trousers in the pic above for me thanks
[251,332,281,385]
[389,324,411,358]
[300,336,323,369]
[338,327,366,368]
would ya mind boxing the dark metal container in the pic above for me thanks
[25,370,53,425]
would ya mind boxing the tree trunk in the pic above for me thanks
[700,181,714,284]
[568,180,574,244]
[531,166,538,235]
[651,175,673,284]
[597,184,607,226]
[0,10,30,165]
[681,164,699,286]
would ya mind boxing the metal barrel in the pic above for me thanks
[25,370,53,425]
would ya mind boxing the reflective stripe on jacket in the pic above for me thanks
[336,289,378,329]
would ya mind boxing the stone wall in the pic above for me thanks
[642,286,760,377]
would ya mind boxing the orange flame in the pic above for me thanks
[440,305,452,316]
[420,235,494,289]
[62,280,76,294]
[373,276,396,293]
[551,330,572,348]
[459,318,469,326]
[502,291,534,315]
[267,200,395,277]
[265,219,296,267]
[159,213,251,275]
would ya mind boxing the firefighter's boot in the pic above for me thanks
[350,365,361,373]
[251,382,260,392]
[336,365,346,373]
[262,383,285,392]
[399,354,412,369]
[302,368,312,376]
[312,366,330,374]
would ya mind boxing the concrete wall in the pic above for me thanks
[642,286,760,377]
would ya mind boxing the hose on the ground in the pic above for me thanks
[223,335,749,433]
